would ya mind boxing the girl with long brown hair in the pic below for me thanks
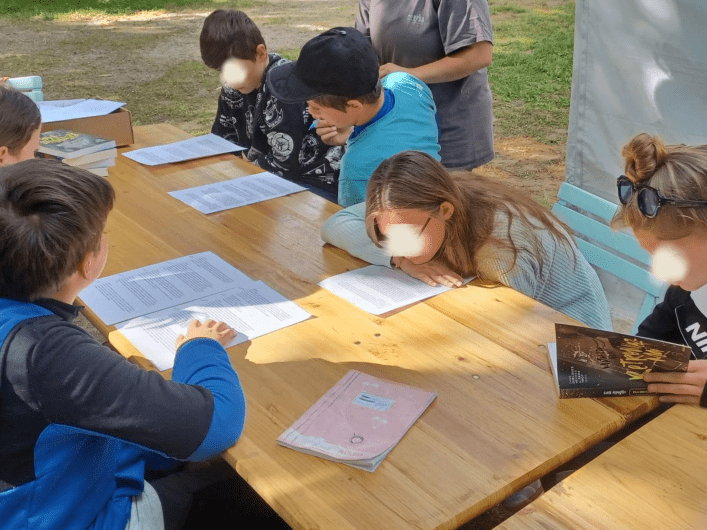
[613,133,707,406]
[321,150,612,330]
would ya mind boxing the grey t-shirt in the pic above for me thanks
[356,0,494,169]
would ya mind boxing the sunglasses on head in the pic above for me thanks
[616,175,707,218]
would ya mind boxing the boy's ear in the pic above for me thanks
[346,100,363,112]
[79,250,95,279]
[255,44,268,62]
[0,145,8,164]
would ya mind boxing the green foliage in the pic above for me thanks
[0,0,258,19]
[488,4,575,140]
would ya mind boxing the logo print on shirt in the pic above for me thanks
[407,14,425,24]
[264,97,284,128]
[268,132,294,162]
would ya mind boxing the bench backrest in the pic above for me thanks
[4,76,44,102]
[552,182,667,333]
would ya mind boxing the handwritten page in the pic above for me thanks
[169,172,306,214]
[319,265,466,315]
[79,252,254,325]
[37,99,126,123]
[278,370,437,472]
[122,133,244,166]
[116,281,311,370]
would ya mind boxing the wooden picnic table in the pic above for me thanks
[81,123,659,529]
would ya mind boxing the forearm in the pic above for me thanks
[174,338,246,460]
[321,203,391,267]
[405,42,492,84]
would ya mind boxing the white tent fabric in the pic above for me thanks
[566,0,707,202]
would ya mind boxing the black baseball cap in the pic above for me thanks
[267,27,380,103]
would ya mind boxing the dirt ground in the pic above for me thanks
[0,0,567,208]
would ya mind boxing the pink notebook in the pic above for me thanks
[277,370,437,472]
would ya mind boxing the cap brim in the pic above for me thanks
[266,61,324,103]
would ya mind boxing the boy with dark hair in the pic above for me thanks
[0,159,246,529]
[0,84,41,165]
[200,10,342,202]
[267,27,441,207]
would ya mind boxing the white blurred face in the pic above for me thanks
[374,205,453,265]
[0,126,41,165]
[635,229,707,291]
[220,52,267,94]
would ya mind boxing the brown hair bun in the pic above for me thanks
[622,132,668,182]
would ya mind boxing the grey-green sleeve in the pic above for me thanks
[320,202,392,267]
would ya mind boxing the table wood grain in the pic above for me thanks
[82,124,659,529]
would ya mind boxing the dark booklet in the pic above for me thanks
[548,323,692,398]
[38,129,116,159]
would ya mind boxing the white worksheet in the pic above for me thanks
[168,172,306,213]
[122,133,244,166]
[117,281,311,370]
[319,265,468,315]
[37,99,126,123]
[80,252,255,325]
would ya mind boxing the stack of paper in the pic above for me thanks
[278,370,437,472]
[80,252,311,370]
[319,265,470,315]
[122,133,245,166]
[36,99,126,123]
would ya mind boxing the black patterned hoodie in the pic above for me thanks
[211,53,342,200]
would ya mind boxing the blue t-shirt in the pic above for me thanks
[338,72,441,207]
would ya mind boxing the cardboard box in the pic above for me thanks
[42,108,134,147]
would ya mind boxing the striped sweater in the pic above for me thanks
[321,202,612,331]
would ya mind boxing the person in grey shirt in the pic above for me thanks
[356,0,494,170]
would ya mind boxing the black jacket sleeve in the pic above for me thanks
[26,321,214,459]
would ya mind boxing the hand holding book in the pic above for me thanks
[643,359,707,406]
[548,323,693,398]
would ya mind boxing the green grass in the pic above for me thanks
[488,3,575,142]
[0,0,259,19]
[277,48,301,61]
[126,60,220,132]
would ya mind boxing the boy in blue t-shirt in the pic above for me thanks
[267,27,441,207]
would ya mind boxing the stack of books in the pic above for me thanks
[38,130,117,177]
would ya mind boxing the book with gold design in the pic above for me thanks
[548,323,691,398]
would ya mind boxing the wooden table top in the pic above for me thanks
[497,404,707,530]
[84,124,659,530]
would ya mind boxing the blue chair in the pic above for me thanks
[552,182,667,334]
[4,76,43,102]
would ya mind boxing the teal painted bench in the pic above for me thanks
[4,76,43,102]
[552,182,667,334]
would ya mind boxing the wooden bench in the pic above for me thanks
[552,182,667,333]
[496,405,707,529]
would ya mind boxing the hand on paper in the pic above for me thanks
[644,359,707,405]
[396,258,464,288]
[314,120,352,146]
[175,319,236,349]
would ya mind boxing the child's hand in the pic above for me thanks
[175,319,236,350]
[315,120,352,146]
[644,359,707,405]
[397,258,464,288]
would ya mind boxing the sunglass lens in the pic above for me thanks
[618,179,633,205]
[638,188,660,218]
